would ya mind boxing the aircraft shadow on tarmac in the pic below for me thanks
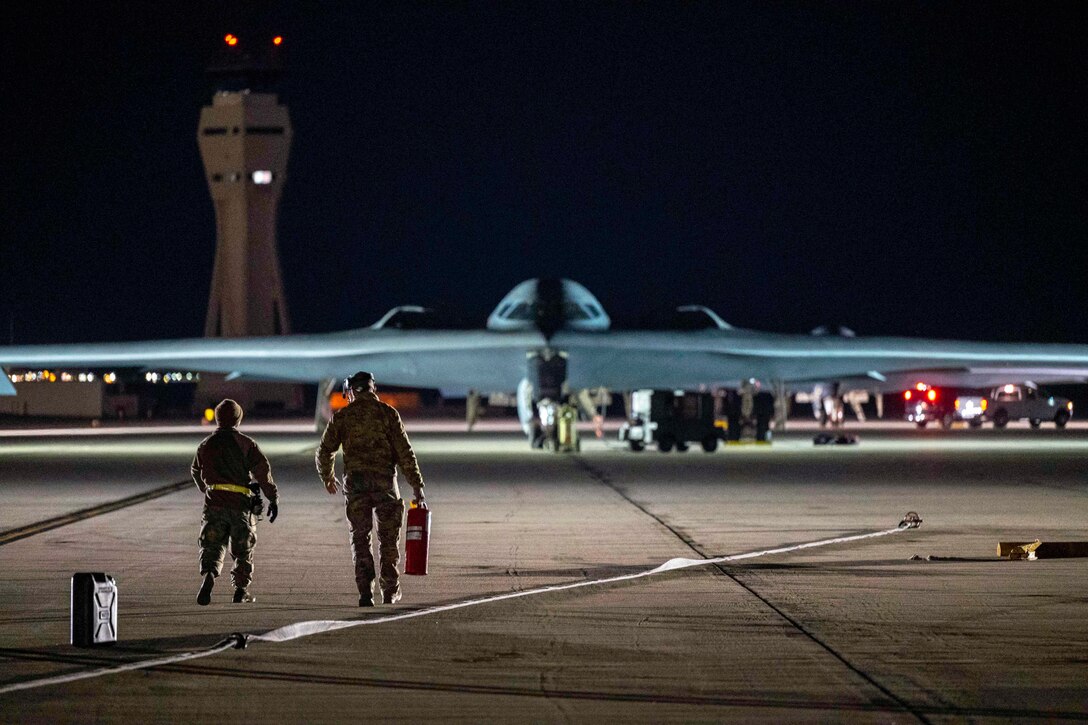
[3,644,1083,721]
[0,641,937,715]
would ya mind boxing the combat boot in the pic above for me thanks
[382,586,402,605]
[358,594,374,607]
[232,588,256,603]
[197,573,215,606]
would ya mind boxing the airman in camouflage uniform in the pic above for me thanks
[191,399,278,605]
[316,371,425,606]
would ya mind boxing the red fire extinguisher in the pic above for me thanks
[404,500,431,575]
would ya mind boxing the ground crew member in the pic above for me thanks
[316,371,425,607]
[191,399,278,605]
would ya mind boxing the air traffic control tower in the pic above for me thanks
[198,34,291,338]
[195,35,301,412]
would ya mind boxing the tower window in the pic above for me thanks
[202,127,228,136]
[251,170,274,184]
[245,126,285,135]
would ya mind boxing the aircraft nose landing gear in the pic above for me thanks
[520,350,572,451]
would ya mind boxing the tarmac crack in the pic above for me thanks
[571,455,933,725]
[0,479,191,546]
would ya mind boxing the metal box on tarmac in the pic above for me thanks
[71,573,117,647]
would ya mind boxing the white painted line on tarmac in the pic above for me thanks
[0,517,921,695]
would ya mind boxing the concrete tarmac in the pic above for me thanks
[1,422,1087,722]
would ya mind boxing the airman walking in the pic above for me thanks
[316,372,425,606]
[191,399,278,605]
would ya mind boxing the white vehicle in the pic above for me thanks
[954,394,987,428]
[988,383,1072,429]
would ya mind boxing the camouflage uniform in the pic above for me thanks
[316,391,424,597]
[191,428,276,590]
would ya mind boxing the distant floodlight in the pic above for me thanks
[251,170,273,184]
[273,36,283,46]
[225,34,238,46]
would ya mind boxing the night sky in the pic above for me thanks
[2,2,1085,345]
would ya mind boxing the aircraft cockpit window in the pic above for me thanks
[506,302,535,321]
[584,303,603,318]
[563,302,590,321]
[497,303,513,317]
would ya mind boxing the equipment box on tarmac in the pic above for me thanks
[71,573,118,647]
[619,390,723,452]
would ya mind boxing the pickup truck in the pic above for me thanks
[988,383,1073,429]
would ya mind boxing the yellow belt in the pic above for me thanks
[209,483,253,495]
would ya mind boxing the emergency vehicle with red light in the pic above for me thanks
[903,383,987,429]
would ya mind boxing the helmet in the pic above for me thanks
[343,371,375,399]
[214,399,243,427]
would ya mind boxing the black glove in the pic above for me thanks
[267,500,278,523]
[250,493,265,518]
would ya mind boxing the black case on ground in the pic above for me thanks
[71,572,118,647]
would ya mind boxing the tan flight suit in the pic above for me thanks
[315,391,424,596]
[191,428,276,589]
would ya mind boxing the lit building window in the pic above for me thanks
[251,170,273,184]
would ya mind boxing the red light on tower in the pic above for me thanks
[225,34,238,46]
[273,36,283,46]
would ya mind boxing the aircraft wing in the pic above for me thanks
[552,330,1088,390]
[5,326,1088,397]
[0,329,547,394]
